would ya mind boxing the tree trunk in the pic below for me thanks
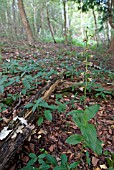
[108,0,114,53]
[12,0,17,38]
[63,0,69,44]
[18,0,34,45]
[92,9,99,46]
[46,3,56,43]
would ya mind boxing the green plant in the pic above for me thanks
[66,104,102,155]
[25,98,58,126]
[21,153,79,170]
[0,75,7,93]
[66,32,102,156]
[0,117,2,121]
[95,88,112,99]
[103,150,114,169]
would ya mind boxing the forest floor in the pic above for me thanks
[0,40,114,170]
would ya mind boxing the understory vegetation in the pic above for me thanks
[0,40,114,170]
[0,0,114,169]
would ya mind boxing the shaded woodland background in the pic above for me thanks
[0,0,114,52]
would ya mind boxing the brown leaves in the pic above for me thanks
[92,156,99,167]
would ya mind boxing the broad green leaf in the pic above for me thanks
[94,139,102,155]
[69,161,79,168]
[46,154,58,166]
[0,117,2,121]
[0,75,7,85]
[60,154,67,166]
[35,98,43,105]
[32,103,37,112]
[29,153,37,159]
[37,116,44,126]
[86,151,91,166]
[57,103,66,112]
[84,105,100,121]
[39,164,50,170]
[48,104,58,110]
[54,165,67,170]
[27,158,37,166]
[38,158,46,165]
[38,154,46,159]
[81,124,97,151]
[44,110,52,121]
[38,101,49,108]
[0,85,4,93]
[4,78,15,87]
[72,111,85,128]
[22,79,30,89]
[66,134,84,145]
[67,110,84,116]
[21,89,26,95]
[25,103,33,108]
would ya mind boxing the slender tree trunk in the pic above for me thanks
[12,0,17,38]
[33,1,37,37]
[108,0,114,53]
[63,0,69,44]
[80,0,84,39]
[46,3,56,43]
[18,0,34,45]
[92,9,99,46]
[105,21,111,47]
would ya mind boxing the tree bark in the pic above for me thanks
[63,0,69,44]
[108,0,114,53]
[18,0,34,45]
[12,0,17,38]
[46,3,56,43]
[92,9,99,47]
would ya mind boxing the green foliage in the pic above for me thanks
[95,88,112,99]
[66,104,102,155]
[21,153,79,170]
[104,151,114,169]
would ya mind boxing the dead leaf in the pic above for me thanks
[100,164,107,169]
[92,156,99,167]
[38,129,47,135]
[29,143,35,153]
[94,167,101,170]
[49,144,56,152]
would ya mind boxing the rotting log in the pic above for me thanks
[0,76,62,170]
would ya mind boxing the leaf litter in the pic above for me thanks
[0,40,114,170]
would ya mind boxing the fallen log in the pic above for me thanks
[0,76,62,170]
